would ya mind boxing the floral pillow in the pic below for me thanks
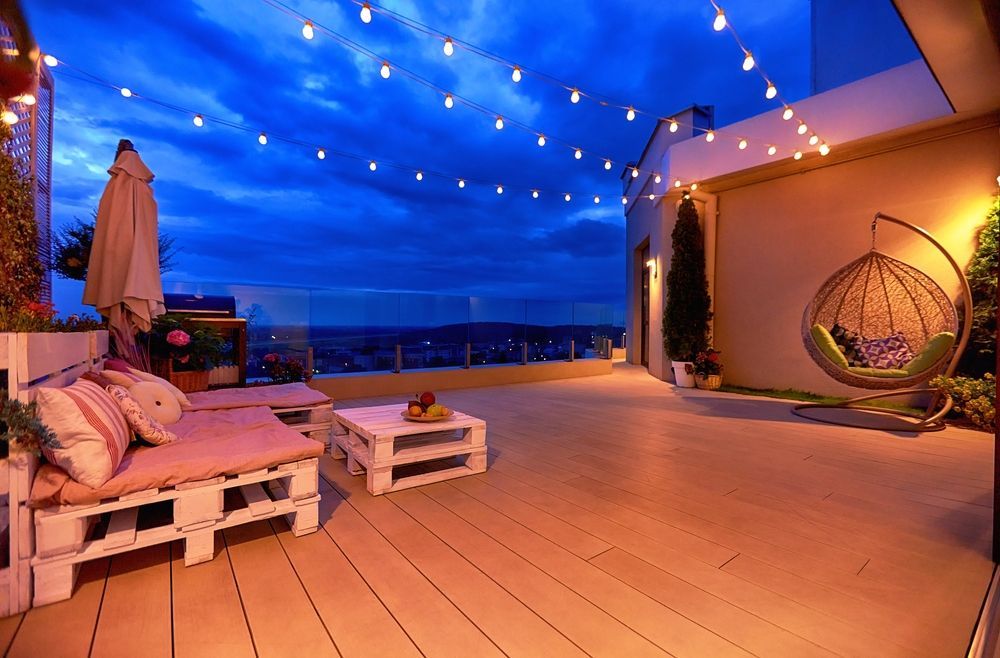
[852,332,914,369]
[106,385,179,446]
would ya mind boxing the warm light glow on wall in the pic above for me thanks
[646,258,657,277]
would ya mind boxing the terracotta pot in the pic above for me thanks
[695,374,723,390]
[671,361,696,388]
[168,369,210,393]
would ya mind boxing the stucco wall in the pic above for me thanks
[713,124,999,396]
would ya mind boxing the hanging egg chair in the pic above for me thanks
[793,212,972,431]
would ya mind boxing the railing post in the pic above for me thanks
[306,347,314,375]
[521,341,528,365]
[464,342,471,369]
[568,339,575,362]
[394,344,401,373]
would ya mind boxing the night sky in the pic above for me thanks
[27,0,817,310]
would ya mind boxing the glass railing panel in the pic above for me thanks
[308,289,399,374]
[399,293,469,370]
[526,300,572,362]
[573,302,615,358]
[468,296,525,366]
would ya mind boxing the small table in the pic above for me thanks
[331,404,487,495]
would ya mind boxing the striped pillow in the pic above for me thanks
[35,378,133,488]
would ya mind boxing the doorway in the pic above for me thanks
[640,242,650,368]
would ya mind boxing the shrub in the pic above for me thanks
[0,121,43,310]
[0,390,60,458]
[663,193,712,361]
[931,373,996,431]
[958,196,997,377]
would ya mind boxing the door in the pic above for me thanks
[640,244,650,368]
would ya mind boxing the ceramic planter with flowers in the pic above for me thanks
[148,314,226,392]
[693,348,723,390]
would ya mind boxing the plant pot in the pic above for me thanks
[671,361,696,388]
[151,358,211,393]
[695,374,722,390]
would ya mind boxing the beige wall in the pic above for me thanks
[713,122,999,396]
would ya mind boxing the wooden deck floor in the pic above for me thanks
[1,364,994,657]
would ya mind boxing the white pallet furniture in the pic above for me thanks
[274,403,334,450]
[31,458,320,607]
[0,330,109,616]
[331,404,487,495]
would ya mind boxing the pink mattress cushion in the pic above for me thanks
[184,382,330,411]
[30,406,324,508]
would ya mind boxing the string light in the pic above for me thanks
[793,151,802,160]
[621,196,628,205]
[458,178,465,188]
[631,167,639,179]
[765,82,777,99]
[654,174,662,184]
[14,93,35,106]
[495,116,504,130]
[648,193,655,201]
[359,2,372,24]
[258,132,268,145]
[713,8,727,31]
[511,66,522,83]
[380,61,391,79]
[496,184,504,194]
[741,51,754,71]
[1,110,17,126]
[705,130,715,143]
[192,114,204,127]
[369,160,377,171]
[690,183,698,190]
[626,106,636,121]
[537,134,546,147]
[669,119,679,133]
[593,195,600,204]
[674,179,681,188]
[808,133,819,146]
[797,122,808,135]
[569,88,580,104]
[120,87,132,98]
[737,138,748,150]
[564,193,571,202]
[316,148,326,159]
[819,143,830,156]
[444,93,454,109]
[415,171,423,180]
[531,190,539,198]
[42,54,58,67]
[574,148,583,160]
[443,38,454,57]
[767,145,777,156]
[782,107,794,121]
[301,21,314,40]
[604,159,612,170]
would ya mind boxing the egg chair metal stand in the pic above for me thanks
[792,212,973,432]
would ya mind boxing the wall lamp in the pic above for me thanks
[645,258,657,278]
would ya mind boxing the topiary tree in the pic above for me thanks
[958,195,998,377]
[662,193,712,361]
[0,120,44,310]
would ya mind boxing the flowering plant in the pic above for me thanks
[930,373,995,431]
[693,349,723,377]
[149,315,225,372]
[0,300,104,333]
[262,353,309,384]
[166,329,191,347]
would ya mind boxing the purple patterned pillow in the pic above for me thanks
[852,333,914,369]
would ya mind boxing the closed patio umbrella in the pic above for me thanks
[83,140,165,355]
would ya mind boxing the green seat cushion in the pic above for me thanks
[902,332,955,375]
[847,366,910,378]
[811,324,850,369]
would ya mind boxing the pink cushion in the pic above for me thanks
[104,358,133,372]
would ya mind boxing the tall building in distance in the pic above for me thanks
[1,19,54,302]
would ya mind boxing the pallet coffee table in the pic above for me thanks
[331,404,487,495]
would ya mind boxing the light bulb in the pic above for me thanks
[416,171,423,181]
[444,93,454,109]
[574,148,583,160]
[17,93,35,106]
[808,133,819,146]
[495,116,504,130]
[1,110,17,125]
[690,183,698,191]
[42,54,58,67]
[570,88,580,104]
[604,159,612,170]
[532,190,539,199]
[369,160,377,171]
[593,195,600,204]
[511,66,522,83]
[767,145,777,156]
[621,196,628,205]
[360,3,372,23]
[797,122,808,135]
[302,21,314,40]
[669,119,679,133]
[120,87,132,98]
[713,8,727,31]
[192,114,204,127]
[738,138,748,150]
[648,194,655,201]
[537,134,546,147]
[380,62,390,79]
[564,193,571,202]
[497,185,503,194]
[819,143,830,156]
[782,107,794,121]
[316,148,326,160]
[443,38,454,57]
[631,167,639,178]
[765,82,777,100]
[674,179,681,188]
[458,179,465,188]
[705,130,715,143]
[793,151,803,160]
[626,106,636,121]
[742,51,754,71]
[654,174,662,184]
[258,132,268,145]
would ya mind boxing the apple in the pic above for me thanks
[407,402,423,417]
[419,391,436,406]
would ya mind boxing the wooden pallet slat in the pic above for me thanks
[104,508,138,550]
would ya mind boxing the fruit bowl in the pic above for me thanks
[400,409,455,422]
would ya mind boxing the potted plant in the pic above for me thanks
[262,353,310,384]
[148,314,225,392]
[663,192,712,387]
[693,348,723,390]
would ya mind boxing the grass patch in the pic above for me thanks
[717,384,924,415]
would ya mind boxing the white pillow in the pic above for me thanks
[127,367,191,408]
[127,381,182,425]
[106,385,179,446]
[35,378,132,488]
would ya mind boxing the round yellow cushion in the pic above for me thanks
[127,381,182,425]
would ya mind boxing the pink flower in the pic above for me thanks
[263,353,280,363]
[26,301,55,318]
[166,329,191,347]
[178,354,190,364]
[708,353,719,362]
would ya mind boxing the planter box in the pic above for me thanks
[150,359,210,393]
